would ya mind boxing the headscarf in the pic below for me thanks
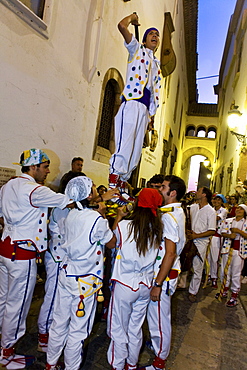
[65,176,93,209]
[13,149,49,166]
[238,204,247,215]
[142,27,159,43]
[137,188,163,216]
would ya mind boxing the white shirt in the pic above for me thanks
[190,203,216,247]
[112,219,159,291]
[61,208,113,278]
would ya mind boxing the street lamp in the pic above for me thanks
[203,159,210,167]
[227,106,246,146]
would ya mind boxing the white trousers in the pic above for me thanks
[189,242,208,295]
[209,236,222,279]
[220,251,244,293]
[109,100,149,182]
[0,256,37,348]
[147,286,172,360]
[107,282,150,370]
[38,251,60,334]
[47,270,97,370]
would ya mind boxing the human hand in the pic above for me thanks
[102,188,120,202]
[97,202,107,217]
[150,286,161,301]
[131,13,140,26]
[231,228,239,234]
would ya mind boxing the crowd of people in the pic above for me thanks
[1,149,246,370]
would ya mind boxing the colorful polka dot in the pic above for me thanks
[127,85,131,89]
[116,255,122,260]
[157,256,162,260]
[97,251,101,255]
[97,270,101,275]
[128,93,132,97]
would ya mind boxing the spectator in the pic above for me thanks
[58,157,85,193]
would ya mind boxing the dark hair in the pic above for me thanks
[164,175,186,201]
[202,186,213,203]
[97,185,107,193]
[127,206,163,256]
[60,172,85,194]
[149,174,164,184]
[71,157,83,164]
[230,194,239,202]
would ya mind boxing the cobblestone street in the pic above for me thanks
[15,279,247,370]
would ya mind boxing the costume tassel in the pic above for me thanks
[97,289,104,302]
[76,295,85,317]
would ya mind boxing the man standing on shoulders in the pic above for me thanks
[186,187,216,302]
[109,13,161,204]
[139,175,186,370]
[0,149,73,369]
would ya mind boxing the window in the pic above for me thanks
[93,68,124,164]
[20,0,45,17]
[97,79,116,150]
[0,0,50,37]
[207,127,216,139]
[196,126,206,137]
[185,125,196,136]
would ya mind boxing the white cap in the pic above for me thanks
[238,204,247,215]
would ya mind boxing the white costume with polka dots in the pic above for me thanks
[107,219,159,370]
[209,206,228,279]
[147,203,186,361]
[0,175,69,349]
[109,35,161,182]
[38,207,69,335]
[220,217,247,293]
[47,207,113,370]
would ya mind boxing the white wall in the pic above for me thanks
[0,0,189,189]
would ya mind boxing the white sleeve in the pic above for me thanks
[162,213,179,243]
[125,35,139,61]
[90,217,113,245]
[30,185,70,209]
[208,208,217,230]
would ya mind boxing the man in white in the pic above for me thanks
[186,187,216,302]
[0,149,72,370]
[141,175,186,370]
[209,194,228,288]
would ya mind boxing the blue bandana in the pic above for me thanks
[142,27,159,43]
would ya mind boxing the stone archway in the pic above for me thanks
[181,147,214,170]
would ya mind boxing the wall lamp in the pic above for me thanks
[227,106,246,146]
